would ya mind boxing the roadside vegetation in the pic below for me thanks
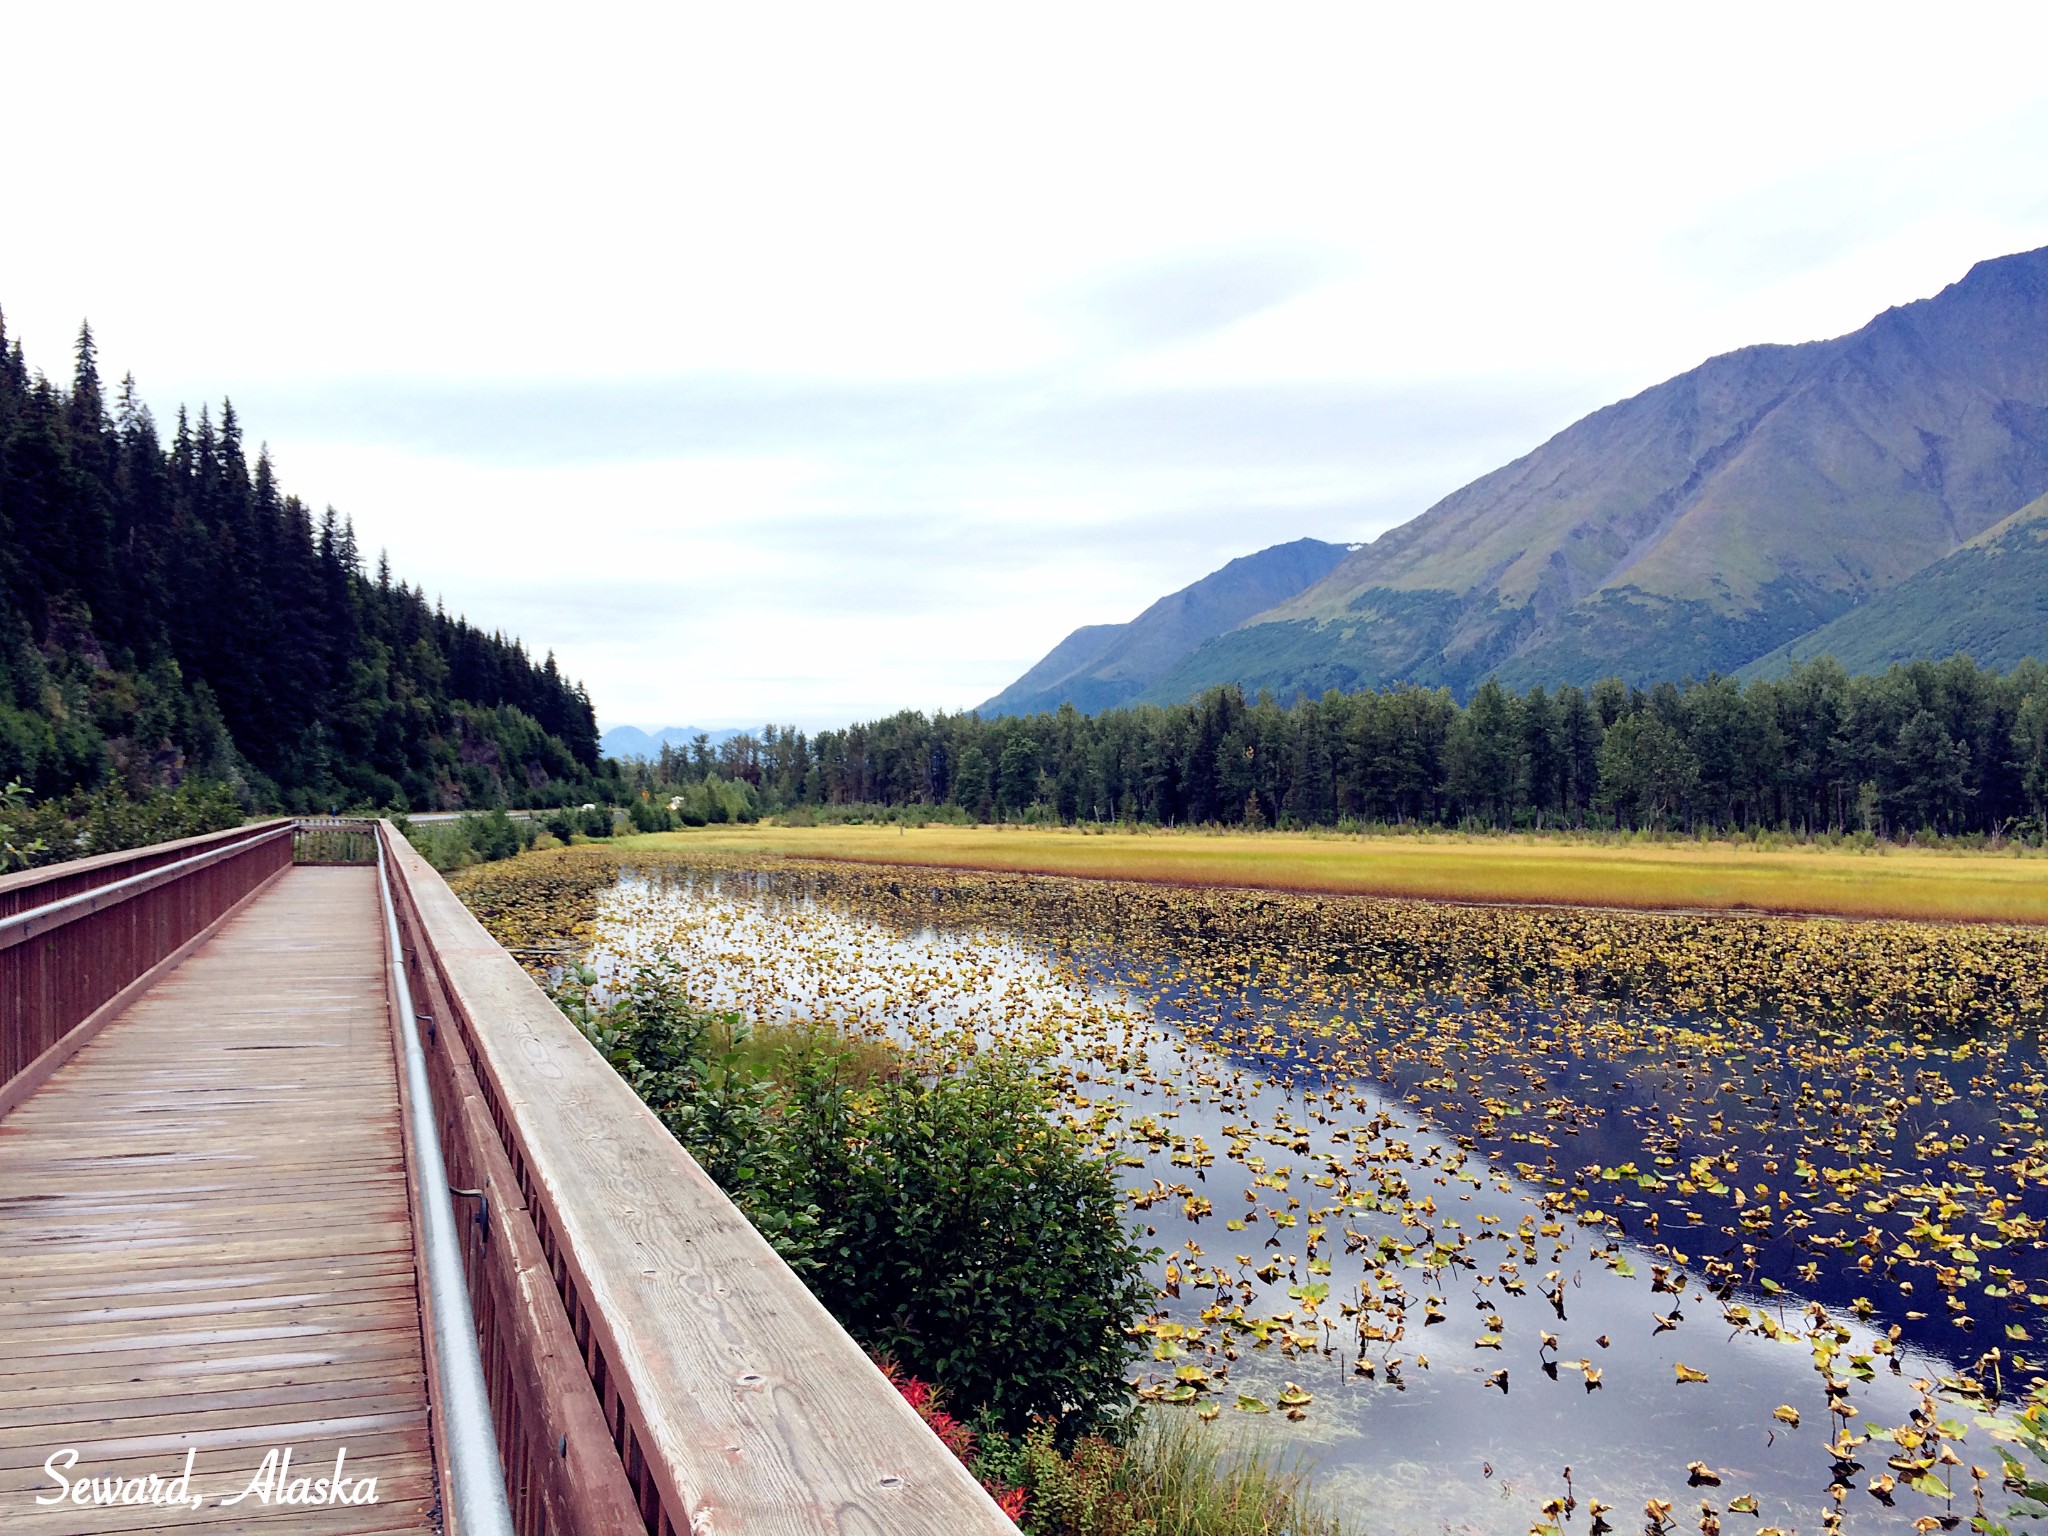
[401,803,629,872]
[1,775,243,870]
[398,808,547,871]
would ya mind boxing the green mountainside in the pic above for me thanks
[1743,493,2048,679]
[1098,245,2048,706]
[979,537,1348,715]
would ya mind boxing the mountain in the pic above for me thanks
[0,309,604,811]
[1133,245,2048,705]
[978,538,1350,715]
[1743,492,2048,678]
[600,724,748,761]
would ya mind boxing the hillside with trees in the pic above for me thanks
[0,310,607,829]
[1744,492,2048,679]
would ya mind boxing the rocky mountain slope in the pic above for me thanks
[1020,245,2048,709]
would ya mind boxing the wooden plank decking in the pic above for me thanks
[0,867,437,1535]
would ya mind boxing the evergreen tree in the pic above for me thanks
[0,310,608,814]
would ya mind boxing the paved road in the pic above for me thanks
[402,809,547,824]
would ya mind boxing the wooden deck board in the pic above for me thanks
[0,868,436,1533]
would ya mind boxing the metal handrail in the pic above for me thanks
[0,822,295,953]
[374,825,517,1536]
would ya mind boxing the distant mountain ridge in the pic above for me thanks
[978,537,1349,716]
[982,245,2048,714]
[600,724,747,761]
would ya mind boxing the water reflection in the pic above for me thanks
[579,862,2030,1534]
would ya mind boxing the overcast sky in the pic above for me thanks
[7,5,2048,729]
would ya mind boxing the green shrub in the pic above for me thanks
[626,796,675,833]
[551,961,834,1268]
[663,772,758,826]
[463,808,533,862]
[0,778,245,869]
[402,808,540,870]
[0,778,54,869]
[550,961,1151,1436]
[801,1053,1153,1436]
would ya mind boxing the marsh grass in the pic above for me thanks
[1114,1413,1348,1536]
[611,822,2048,924]
[979,1411,1350,1536]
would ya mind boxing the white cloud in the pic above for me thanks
[5,2,2048,727]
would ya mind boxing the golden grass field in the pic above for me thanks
[606,822,2048,925]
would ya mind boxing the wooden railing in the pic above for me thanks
[376,819,644,1536]
[0,820,295,1118]
[296,815,379,864]
[378,822,1021,1536]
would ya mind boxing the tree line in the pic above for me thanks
[622,656,2048,839]
[0,311,608,813]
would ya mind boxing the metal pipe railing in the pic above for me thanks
[375,827,517,1536]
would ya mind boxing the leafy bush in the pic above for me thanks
[402,808,541,871]
[625,795,674,833]
[803,1053,1153,1436]
[666,772,758,825]
[550,960,1151,1435]
[464,808,535,862]
[551,961,835,1267]
[877,1358,1027,1521]
[0,778,53,869]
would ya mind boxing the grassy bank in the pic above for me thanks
[607,822,2048,924]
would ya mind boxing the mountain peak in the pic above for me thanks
[1130,243,2048,704]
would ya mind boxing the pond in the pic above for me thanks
[528,852,2048,1535]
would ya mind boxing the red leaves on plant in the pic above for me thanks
[925,1406,978,1462]
[875,1355,1027,1525]
[986,1481,1028,1521]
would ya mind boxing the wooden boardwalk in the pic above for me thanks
[0,867,437,1535]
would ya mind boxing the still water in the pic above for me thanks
[576,859,2039,1534]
